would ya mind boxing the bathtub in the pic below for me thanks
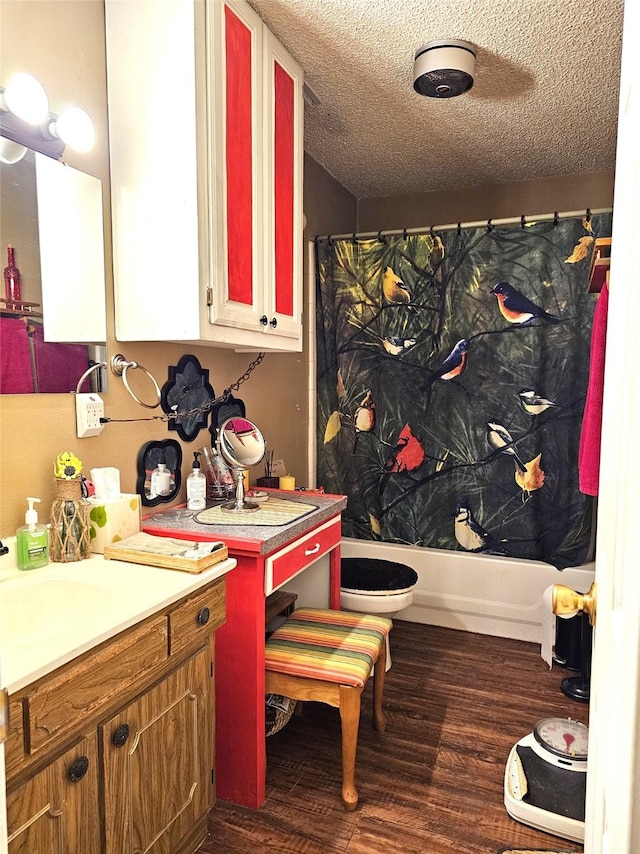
[340,537,596,644]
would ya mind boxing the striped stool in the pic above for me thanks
[264,607,392,811]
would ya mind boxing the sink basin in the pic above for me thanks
[0,575,112,646]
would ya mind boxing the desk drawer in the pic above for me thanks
[169,578,226,656]
[264,516,341,595]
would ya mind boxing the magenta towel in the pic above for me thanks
[32,327,90,393]
[0,317,35,393]
[579,283,609,495]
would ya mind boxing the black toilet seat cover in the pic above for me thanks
[340,558,418,592]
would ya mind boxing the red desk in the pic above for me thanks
[143,491,347,808]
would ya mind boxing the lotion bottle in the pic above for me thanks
[150,454,171,497]
[187,451,206,510]
[16,497,49,570]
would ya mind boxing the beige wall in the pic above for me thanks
[357,170,615,232]
[0,1,356,537]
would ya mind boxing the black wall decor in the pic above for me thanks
[137,439,183,506]
[161,354,215,442]
[208,394,246,443]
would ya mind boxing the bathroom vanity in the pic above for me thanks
[0,552,236,853]
[143,490,347,808]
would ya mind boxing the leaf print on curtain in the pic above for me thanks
[315,214,612,569]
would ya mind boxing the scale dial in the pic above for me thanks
[533,718,588,761]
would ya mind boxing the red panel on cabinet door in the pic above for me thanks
[225,7,253,305]
[273,61,294,317]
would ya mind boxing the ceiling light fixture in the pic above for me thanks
[413,39,476,98]
[0,72,95,164]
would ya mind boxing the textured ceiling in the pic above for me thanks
[248,0,624,199]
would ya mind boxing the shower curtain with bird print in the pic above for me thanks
[315,213,611,570]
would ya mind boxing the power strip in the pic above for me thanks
[76,393,105,438]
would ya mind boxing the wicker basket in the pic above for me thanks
[265,694,297,737]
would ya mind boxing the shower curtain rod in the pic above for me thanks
[314,206,613,243]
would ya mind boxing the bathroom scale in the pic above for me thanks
[504,717,588,843]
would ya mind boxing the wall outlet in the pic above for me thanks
[76,393,105,438]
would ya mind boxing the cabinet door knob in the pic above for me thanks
[260,315,268,326]
[68,756,89,783]
[197,606,210,626]
[113,723,130,747]
[269,317,278,328]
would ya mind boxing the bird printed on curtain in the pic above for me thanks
[352,389,376,452]
[491,281,562,325]
[382,336,417,356]
[454,499,510,556]
[382,267,411,304]
[421,338,470,391]
[518,388,557,417]
[486,422,527,473]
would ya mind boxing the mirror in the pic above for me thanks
[0,148,107,394]
[218,418,266,513]
[137,439,183,507]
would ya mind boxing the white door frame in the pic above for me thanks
[585,1,640,851]
[0,662,8,852]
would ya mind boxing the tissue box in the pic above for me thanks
[88,494,142,554]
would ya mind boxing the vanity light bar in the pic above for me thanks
[0,74,95,163]
[0,99,65,161]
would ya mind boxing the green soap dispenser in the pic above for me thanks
[16,497,49,570]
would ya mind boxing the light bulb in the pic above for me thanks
[0,137,27,165]
[52,106,95,152]
[1,73,49,125]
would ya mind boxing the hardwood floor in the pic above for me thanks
[200,620,588,853]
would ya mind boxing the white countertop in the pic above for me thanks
[0,539,236,694]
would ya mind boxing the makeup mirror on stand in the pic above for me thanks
[218,417,266,513]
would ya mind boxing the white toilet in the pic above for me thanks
[340,558,418,670]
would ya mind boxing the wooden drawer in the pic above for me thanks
[25,615,168,756]
[264,516,341,595]
[169,578,226,656]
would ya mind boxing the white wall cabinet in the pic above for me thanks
[105,0,304,352]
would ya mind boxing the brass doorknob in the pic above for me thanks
[552,581,597,627]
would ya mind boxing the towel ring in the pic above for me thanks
[74,361,107,395]
[110,353,161,409]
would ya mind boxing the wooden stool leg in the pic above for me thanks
[338,685,362,811]
[373,641,387,733]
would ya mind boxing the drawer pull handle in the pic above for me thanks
[269,317,278,328]
[260,315,268,326]
[197,607,210,626]
[68,756,89,783]
[304,543,321,556]
[113,723,130,747]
